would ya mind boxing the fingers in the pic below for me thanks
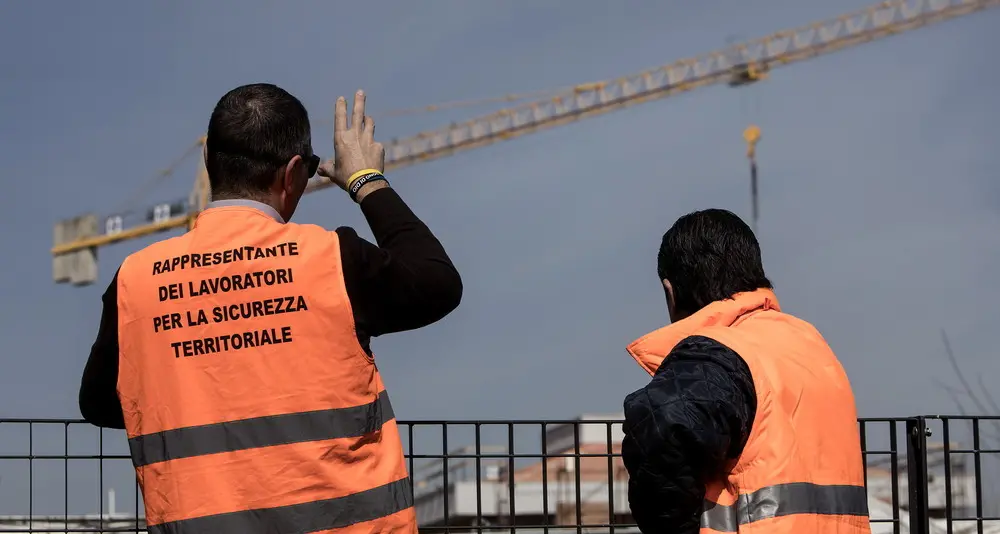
[317,159,335,178]
[334,96,348,132]
[352,90,365,131]
[363,115,375,141]
[374,142,385,171]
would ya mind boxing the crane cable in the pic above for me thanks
[310,81,600,124]
[109,83,598,216]
[363,86,574,117]
[109,139,203,218]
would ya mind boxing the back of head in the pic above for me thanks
[206,83,312,200]
[657,208,772,317]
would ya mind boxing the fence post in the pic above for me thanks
[906,417,930,534]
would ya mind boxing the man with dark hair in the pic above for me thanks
[79,85,460,533]
[205,83,317,202]
[621,209,870,534]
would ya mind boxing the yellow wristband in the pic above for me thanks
[346,169,382,190]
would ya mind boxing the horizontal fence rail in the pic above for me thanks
[0,416,997,533]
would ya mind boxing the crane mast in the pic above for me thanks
[52,0,999,286]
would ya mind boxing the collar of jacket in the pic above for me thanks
[626,288,781,375]
[195,199,286,226]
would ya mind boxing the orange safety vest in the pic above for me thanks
[626,288,871,534]
[116,205,417,534]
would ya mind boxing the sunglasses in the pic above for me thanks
[217,147,320,177]
[303,154,320,178]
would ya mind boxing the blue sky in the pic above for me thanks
[2,0,999,419]
[1,0,999,515]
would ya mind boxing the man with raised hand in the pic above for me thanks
[80,85,460,533]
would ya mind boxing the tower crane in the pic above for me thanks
[52,0,999,286]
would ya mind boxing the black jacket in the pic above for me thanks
[621,335,757,534]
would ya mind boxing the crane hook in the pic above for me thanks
[743,125,761,233]
[743,124,761,160]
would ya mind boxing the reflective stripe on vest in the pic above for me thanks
[701,483,869,532]
[146,478,413,534]
[130,390,394,467]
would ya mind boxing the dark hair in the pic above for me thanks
[205,83,312,198]
[656,208,772,316]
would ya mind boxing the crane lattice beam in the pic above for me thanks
[51,0,1000,285]
[308,0,997,194]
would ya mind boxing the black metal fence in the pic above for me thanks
[0,416,997,533]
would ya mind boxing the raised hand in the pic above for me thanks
[317,90,385,191]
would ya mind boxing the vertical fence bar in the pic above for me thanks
[507,422,516,532]
[28,423,33,533]
[64,423,69,528]
[860,421,868,491]
[607,422,616,533]
[541,422,549,534]
[573,422,582,533]
[907,417,930,534]
[890,420,900,534]
[972,418,983,534]
[99,428,104,533]
[943,419,953,534]
[475,423,483,534]
[442,423,450,533]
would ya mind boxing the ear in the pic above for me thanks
[281,155,304,194]
[661,278,674,300]
[662,278,677,320]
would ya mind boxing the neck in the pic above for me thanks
[212,191,279,208]
[207,192,286,223]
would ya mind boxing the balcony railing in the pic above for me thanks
[0,415,997,533]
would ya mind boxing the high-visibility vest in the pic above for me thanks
[116,205,417,534]
[626,288,871,534]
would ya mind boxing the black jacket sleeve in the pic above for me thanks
[335,187,463,348]
[79,270,126,429]
[621,335,757,534]
[79,185,462,428]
